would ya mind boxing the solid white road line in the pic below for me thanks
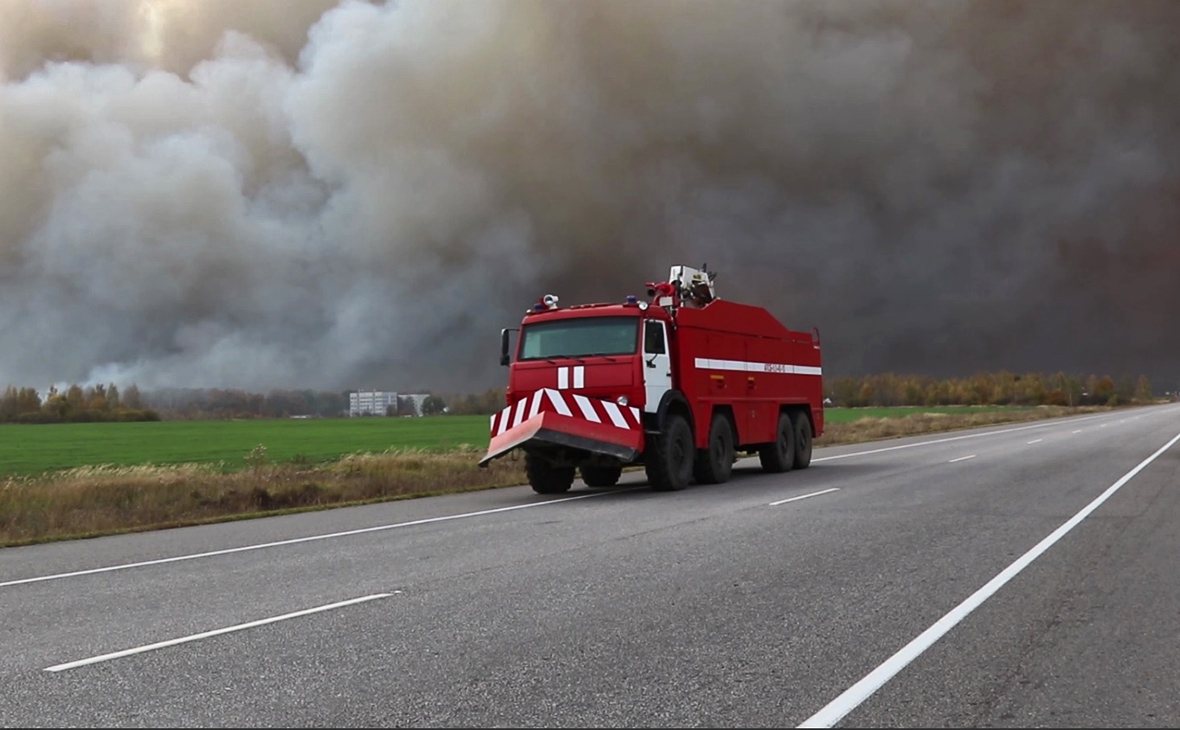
[44,593,391,672]
[948,455,976,463]
[770,488,840,507]
[796,429,1180,728]
[1,490,638,589]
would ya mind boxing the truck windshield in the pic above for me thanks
[519,317,639,360]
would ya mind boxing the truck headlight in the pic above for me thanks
[616,396,629,406]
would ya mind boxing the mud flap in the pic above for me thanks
[479,411,644,467]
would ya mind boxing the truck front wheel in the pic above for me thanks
[759,412,796,474]
[645,413,694,491]
[693,413,735,485]
[526,453,575,494]
[580,464,623,487]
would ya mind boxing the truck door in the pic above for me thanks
[643,319,672,413]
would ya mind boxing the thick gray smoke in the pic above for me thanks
[2,0,1178,394]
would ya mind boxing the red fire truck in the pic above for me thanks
[479,265,824,494]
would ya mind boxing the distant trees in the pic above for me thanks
[123,384,144,409]
[0,382,160,424]
[0,370,1155,426]
[395,396,419,416]
[421,395,447,416]
[143,387,348,420]
[1135,376,1153,403]
[0,384,355,423]
[439,388,506,415]
[0,386,40,421]
[823,371,1152,408]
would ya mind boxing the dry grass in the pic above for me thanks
[0,446,528,547]
[0,406,1113,547]
[813,405,1106,446]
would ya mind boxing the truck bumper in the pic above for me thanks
[479,389,644,467]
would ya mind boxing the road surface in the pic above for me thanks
[2,405,1178,727]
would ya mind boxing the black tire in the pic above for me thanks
[645,413,694,491]
[580,464,623,487]
[791,411,813,470]
[758,411,795,473]
[525,452,574,494]
[693,413,735,485]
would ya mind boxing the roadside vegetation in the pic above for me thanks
[815,404,1104,445]
[0,417,492,476]
[0,446,528,547]
[0,369,1166,546]
[0,401,1144,548]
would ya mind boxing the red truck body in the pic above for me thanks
[480,265,824,493]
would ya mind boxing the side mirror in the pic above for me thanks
[500,328,517,366]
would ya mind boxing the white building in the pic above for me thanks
[349,390,398,417]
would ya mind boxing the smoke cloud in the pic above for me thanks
[1,0,1178,394]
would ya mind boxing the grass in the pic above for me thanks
[0,446,528,547]
[0,404,1118,547]
[815,404,1099,445]
[0,416,491,476]
[821,405,1037,425]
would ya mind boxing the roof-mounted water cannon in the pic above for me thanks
[645,280,679,311]
[670,263,716,308]
[646,263,717,311]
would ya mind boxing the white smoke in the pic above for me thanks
[1,0,1178,393]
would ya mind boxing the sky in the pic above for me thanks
[1,0,1177,394]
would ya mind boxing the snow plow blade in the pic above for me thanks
[479,389,644,467]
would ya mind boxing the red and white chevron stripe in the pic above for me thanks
[490,388,642,437]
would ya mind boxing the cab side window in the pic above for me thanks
[644,321,666,355]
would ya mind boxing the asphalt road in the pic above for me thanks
[2,404,1179,728]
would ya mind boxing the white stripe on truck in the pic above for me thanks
[489,389,642,437]
[694,358,823,376]
[573,394,601,423]
[528,392,544,419]
[602,401,629,429]
[545,388,573,416]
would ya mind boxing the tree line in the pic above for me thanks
[0,383,160,424]
[0,371,1158,425]
[825,371,1154,408]
[144,387,350,420]
[0,384,501,423]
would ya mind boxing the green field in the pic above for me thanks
[0,416,492,477]
[823,405,1035,424]
[0,406,1041,478]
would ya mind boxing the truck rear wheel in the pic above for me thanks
[645,413,693,491]
[580,464,623,487]
[693,413,735,485]
[525,453,574,494]
[759,412,796,474]
[791,411,813,470]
